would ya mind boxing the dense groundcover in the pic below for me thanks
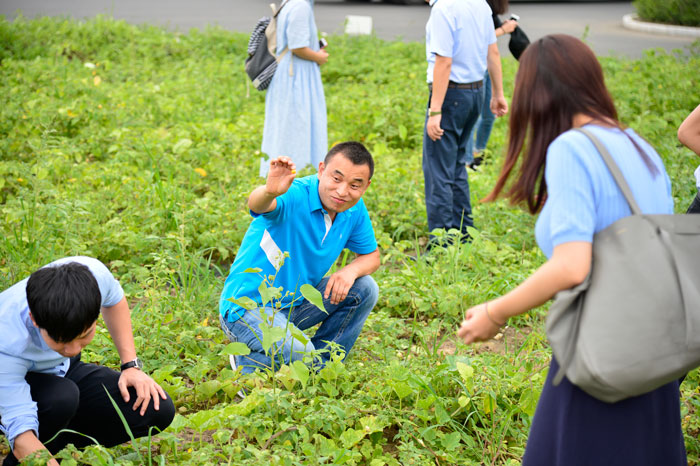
[634,0,700,27]
[1,16,699,465]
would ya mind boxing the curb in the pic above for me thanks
[622,14,700,38]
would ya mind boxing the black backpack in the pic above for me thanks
[245,1,289,91]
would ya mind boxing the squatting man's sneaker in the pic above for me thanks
[229,355,248,399]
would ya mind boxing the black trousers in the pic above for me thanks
[3,355,175,465]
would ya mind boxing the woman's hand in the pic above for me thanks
[316,48,329,66]
[498,19,518,36]
[457,303,504,345]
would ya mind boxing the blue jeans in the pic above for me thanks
[220,275,379,375]
[423,86,483,233]
[466,73,495,162]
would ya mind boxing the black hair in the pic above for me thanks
[324,141,375,180]
[487,0,508,15]
[26,262,101,343]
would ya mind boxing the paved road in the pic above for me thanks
[1,0,695,58]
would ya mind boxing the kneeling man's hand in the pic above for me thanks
[118,368,168,416]
[324,268,358,305]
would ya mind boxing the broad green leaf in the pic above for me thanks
[441,431,461,452]
[290,326,310,346]
[416,394,435,410]
[188,409,221,430]
[300,283,327,314]
[359,415,385,435]
[456,362,474,391]
[291,360,310,389]
[168,414,188,433]
[339,428,366,449]
[197,380,222,399]
[258,282,282,306]
[226,296,258,310]
[519,387,539,417]
[260,323,286,354]
[391,381,412,400]
[456,362,473,381]
[276,364,297,391]
[398,124,407,141]
[435,403,450,424]
[221,342,251,356]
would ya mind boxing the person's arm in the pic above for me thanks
[12,431,59,466]
[495,19,517,37]
[457,241,591,343]
[486,42,508,117]
[248,156,297,214]
[292,46,328,65]
[0,353,58,465]
[101,297,167,415]
[678,104,700,155]
[324,249,380,305]
[426,54,451,141]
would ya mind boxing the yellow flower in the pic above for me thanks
[93,76,102,86]
[194,167,207,177]
[66,110,77,118]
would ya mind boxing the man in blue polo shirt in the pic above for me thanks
[219,141,380,375]
[423,0,508,244]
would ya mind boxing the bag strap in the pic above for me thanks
[272,0,289,18]
[574,127,642,216]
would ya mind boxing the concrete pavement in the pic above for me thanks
[0,0,696,58]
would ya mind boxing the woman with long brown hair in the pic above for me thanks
[457,35,685,464]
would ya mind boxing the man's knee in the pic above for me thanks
[26,374,80,440]
[354,275,379,309]
[147,395,175,434]
[122,388,175,439]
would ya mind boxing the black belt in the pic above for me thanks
[429,80,483,91]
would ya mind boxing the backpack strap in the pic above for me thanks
[267,0,290,74]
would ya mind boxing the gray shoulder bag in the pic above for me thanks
[546,127,700,403]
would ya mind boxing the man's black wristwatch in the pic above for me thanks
[120,358,143,371]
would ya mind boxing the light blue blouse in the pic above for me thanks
[535,125,673,259]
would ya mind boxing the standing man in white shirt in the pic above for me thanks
[0,257,174,466]
[422,0,508,245]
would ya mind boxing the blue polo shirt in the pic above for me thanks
[219,175,378,321]
[425,0,496,84]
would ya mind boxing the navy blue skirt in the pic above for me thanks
[522,357,686,466]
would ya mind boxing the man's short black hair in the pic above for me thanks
[26,262,101,343]
[324,141,375,180]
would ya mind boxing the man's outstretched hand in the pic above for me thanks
[265,156,297,197]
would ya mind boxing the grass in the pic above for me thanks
[1,15,699,465]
